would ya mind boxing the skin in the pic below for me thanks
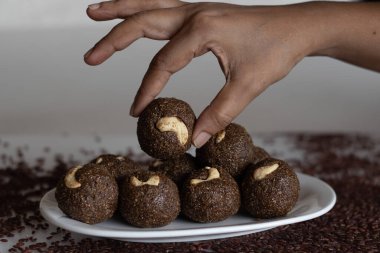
[84,0,380,147]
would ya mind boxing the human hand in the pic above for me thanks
[84,1,338,147]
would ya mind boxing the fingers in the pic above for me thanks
[87,1,123,21]
[87,0,186,21]
[192,72,268,148]
[84,8,185,66]
[130,29,205,117]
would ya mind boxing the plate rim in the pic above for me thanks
[40,172,336,239]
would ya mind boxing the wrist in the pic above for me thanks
[299,1,379,60]
[289,1,345,58]
[244,2,346,60]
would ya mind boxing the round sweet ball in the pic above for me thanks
[149,153,198,185]
[55,164,118,224]
[252,146,271,164]
[196,123,254,179]
[181,166,240,223]
[119,171,180,228]
[137,97,196,159]
[90,154,142,182]
[241,158,300,218]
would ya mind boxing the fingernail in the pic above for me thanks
[84,48,93,59]
[129,103,135,117]
[193,132,212,148]
[88,3,100,10]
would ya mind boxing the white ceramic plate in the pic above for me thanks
[40,173,336,243]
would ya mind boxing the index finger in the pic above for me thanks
[87,0,186,21]
[84,7,186,66]
[130,29,206,116]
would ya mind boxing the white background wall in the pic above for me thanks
[1,0,379,135]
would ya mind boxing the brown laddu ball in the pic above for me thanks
[119,171,180,228]
[241,158,300,218]
[181,166,240,223]
[89,154,143,182]
[252,146,271,164]
[55,163,118,224]
[149,153,199,185]
[137,97,196,159]
[196,123,255,179]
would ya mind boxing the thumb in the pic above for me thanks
[192,73,268,148]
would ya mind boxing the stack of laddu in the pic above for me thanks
[55,97,300,228]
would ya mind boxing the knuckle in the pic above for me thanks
[246,78,267,97]
[192,12,212,25]
[137,86,156,100]
[129,12,146,27]
[150,54,170,72]
[245,76,264,93]
[108,23,126,51]
[113,43,124,52]
[144,0,161,8]
[233,71,268,96]
[209,107,233,130]
[188,11,218,36]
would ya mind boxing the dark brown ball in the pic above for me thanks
[241,158,300,218]
[55,164,118,224]
[90,154,142,182]
[149,153,199,185]
[137,97,196,159]
[196,123,255,178]
[181,167,240,223]
[252,146,271,164]
[119,171,180,228]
